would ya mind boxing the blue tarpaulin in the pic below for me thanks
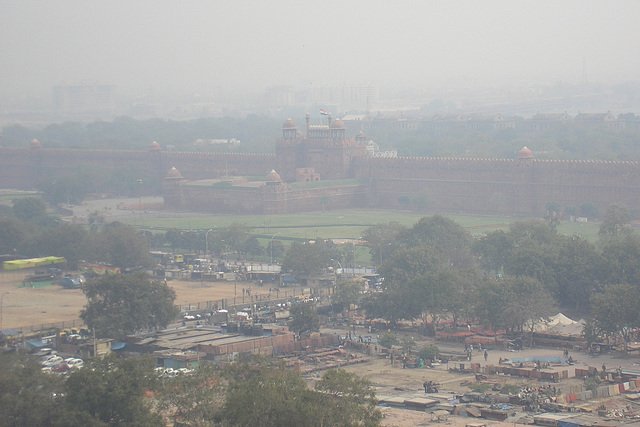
[111,342,126,350]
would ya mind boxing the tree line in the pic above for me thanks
[358,207,640,349]
[0,352,381,426]
[0,198,152,271]
[4,114,640,161]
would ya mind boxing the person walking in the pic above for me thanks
[484,350,488,361]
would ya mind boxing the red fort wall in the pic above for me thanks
[1,145,639,217]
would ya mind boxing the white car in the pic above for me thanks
[65,358,84,369]
[41,356,63,367]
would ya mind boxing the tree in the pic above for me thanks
[157,364,224,426]
[362,221,406,266]
[505,241,560,299]
[0,352,65,426]
[12,197,47,222]
[221,356,380,427]
[221,356,318,427]
[473,278,512,340]
[28,222,90,268]
[332,279,364,312]
[378,333,399,349]
[545,200,561,214]
[401,215,474,269]
[580,202,599,219]
[282,240,337,276]
[80,272,179,339]
[216,223,251,258]
[473,229,513,273]
[240,235,263,259]
[288,303,320,336]
[599,204,633,240]
[419,344,439,361]
[400,336,416,355]
[590,283,640,353]
[599,233,640,286]
[63,354,163,426]
[508,219,557,245]
[361,292,408,327]
[314,369,381,426]
[553,235,600,309]
[502,276,557,347]
[0,217,25,255]
[92,222,154,270]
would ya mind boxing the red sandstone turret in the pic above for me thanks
[163,167,185,208]
[282,118,298,139]
[518,146,533,159]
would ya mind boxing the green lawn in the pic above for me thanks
[134,209,605,243]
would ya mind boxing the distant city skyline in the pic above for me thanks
[2,0,639,110]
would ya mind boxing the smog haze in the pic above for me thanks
[1,0,639,102]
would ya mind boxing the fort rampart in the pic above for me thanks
[1,145,639,217]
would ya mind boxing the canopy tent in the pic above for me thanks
[534,313,584,336]
[2,256,66,271]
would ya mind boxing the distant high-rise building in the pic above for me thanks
[52,82,116,114]
[264,86,297,107]
[309,84,378,111]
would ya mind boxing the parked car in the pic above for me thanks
[41,355,63,366]
[33,348,55,357]
[51,362,70,373]
[64,358,84,369]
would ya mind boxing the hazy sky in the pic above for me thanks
[2,0,639,100]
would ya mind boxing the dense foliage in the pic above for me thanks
[80,272,179,339]
[282,239,340,276]
[2,115,281,154]
[0,352,380,427]
[221,356,381,427]
[4,114,640,161]
[288,303,320,336]
[362,207,640,348]
[0,198,152,270]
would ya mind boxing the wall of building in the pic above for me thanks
[0,146,275,190]
[352,157,640,216]
[170,182,369,214]
[1,144,639,218]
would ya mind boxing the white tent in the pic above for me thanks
[533,313,584,336]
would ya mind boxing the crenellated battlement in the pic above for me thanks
[2,134,640,217]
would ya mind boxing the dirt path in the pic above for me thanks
[0,270,296,330]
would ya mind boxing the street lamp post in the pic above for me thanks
[205,229,214,256]
[0,292,9,332]
[331,258,342,279]
[136,179,143,208]
[270,233,280,264]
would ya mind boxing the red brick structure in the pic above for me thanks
[1,119,639,217]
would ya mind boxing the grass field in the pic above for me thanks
[133,209,604,243]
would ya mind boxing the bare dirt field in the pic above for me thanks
[0,270,290,330]
[3,270,636,427]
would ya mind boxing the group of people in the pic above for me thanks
[464,343,490,362]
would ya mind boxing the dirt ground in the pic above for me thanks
[4,270,638,426]
[0,270,286,330]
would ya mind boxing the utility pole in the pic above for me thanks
[270,233,280,264]
[205,229,214,256]
[0,292,9,332]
